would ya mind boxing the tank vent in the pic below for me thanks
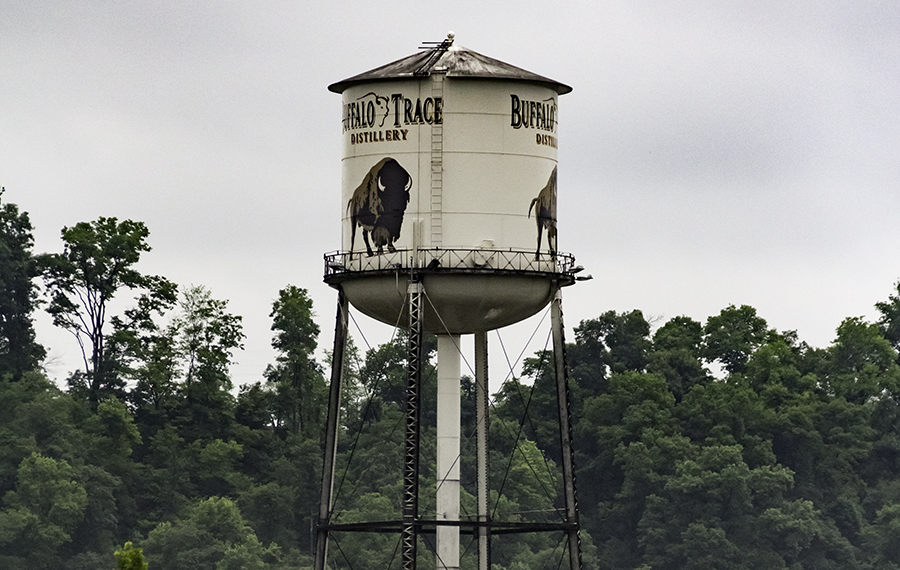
[415,32,455,76]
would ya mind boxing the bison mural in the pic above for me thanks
[348,157,412,257]
[528,165,557,260]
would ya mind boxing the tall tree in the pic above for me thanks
[824,317,900,404]
[174,285,244,390]
[702,304,771,374]
[0,189,45,379]
[263,285,325,437]
[875,280,900,358]
[170,285,244,441]
[569,310,652,399]
[648,315,710,401]
[38,217,176,403]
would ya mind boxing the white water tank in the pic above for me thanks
[325,35,575,333]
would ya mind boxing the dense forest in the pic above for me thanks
[4,189,900,569]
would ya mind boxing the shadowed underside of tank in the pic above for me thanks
[324,249,576,333]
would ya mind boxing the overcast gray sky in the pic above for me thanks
[3,1,899,386]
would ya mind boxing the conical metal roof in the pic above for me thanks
[328,35,572,95]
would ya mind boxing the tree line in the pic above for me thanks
[3,189,900,569]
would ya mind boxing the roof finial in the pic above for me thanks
[414,34,454,76]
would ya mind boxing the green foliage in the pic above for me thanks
[329,492,400,569]
[270,285,319,358]
[0,190,46,380]
[638,445,798,568]
[153,285,245,442]
[677,378,774,465]
[38,217,177,403]
[495,350,565,462]
[357,333,414,410]
[703,304,771,374]
[743,336,817,405]
[573,305,900,569]
[176,285,244,387]
[11,203,900,569]
[109,295,181,419]
[0,452,88,568]
[264,286,326,437]
[143,497,279,570]
[83,398,142,475]
[114,541,148,570]
[237,483,297,547]
[0,373,78,490]
[648,315,710,400]
[5,452,88,535]
[825,316,900,403]
[875,281,900,357]
[569,310,652,398]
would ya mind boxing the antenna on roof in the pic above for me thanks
[419,31,455,49]
[415,32,454,75]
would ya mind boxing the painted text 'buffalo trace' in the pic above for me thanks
[510,94,557,132]
[343,93,442,133]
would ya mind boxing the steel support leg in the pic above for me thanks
[403,280,424,570]
[475,331,491,570]
[551,287,583,570]
[315,289,349,570]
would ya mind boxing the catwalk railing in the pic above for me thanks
[324,248,576,278]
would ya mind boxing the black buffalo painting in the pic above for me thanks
[528,165,557,260]
[348,157,412,257]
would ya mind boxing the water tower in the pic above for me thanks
[316,34,585,570]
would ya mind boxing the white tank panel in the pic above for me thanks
[340,78,559,255]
